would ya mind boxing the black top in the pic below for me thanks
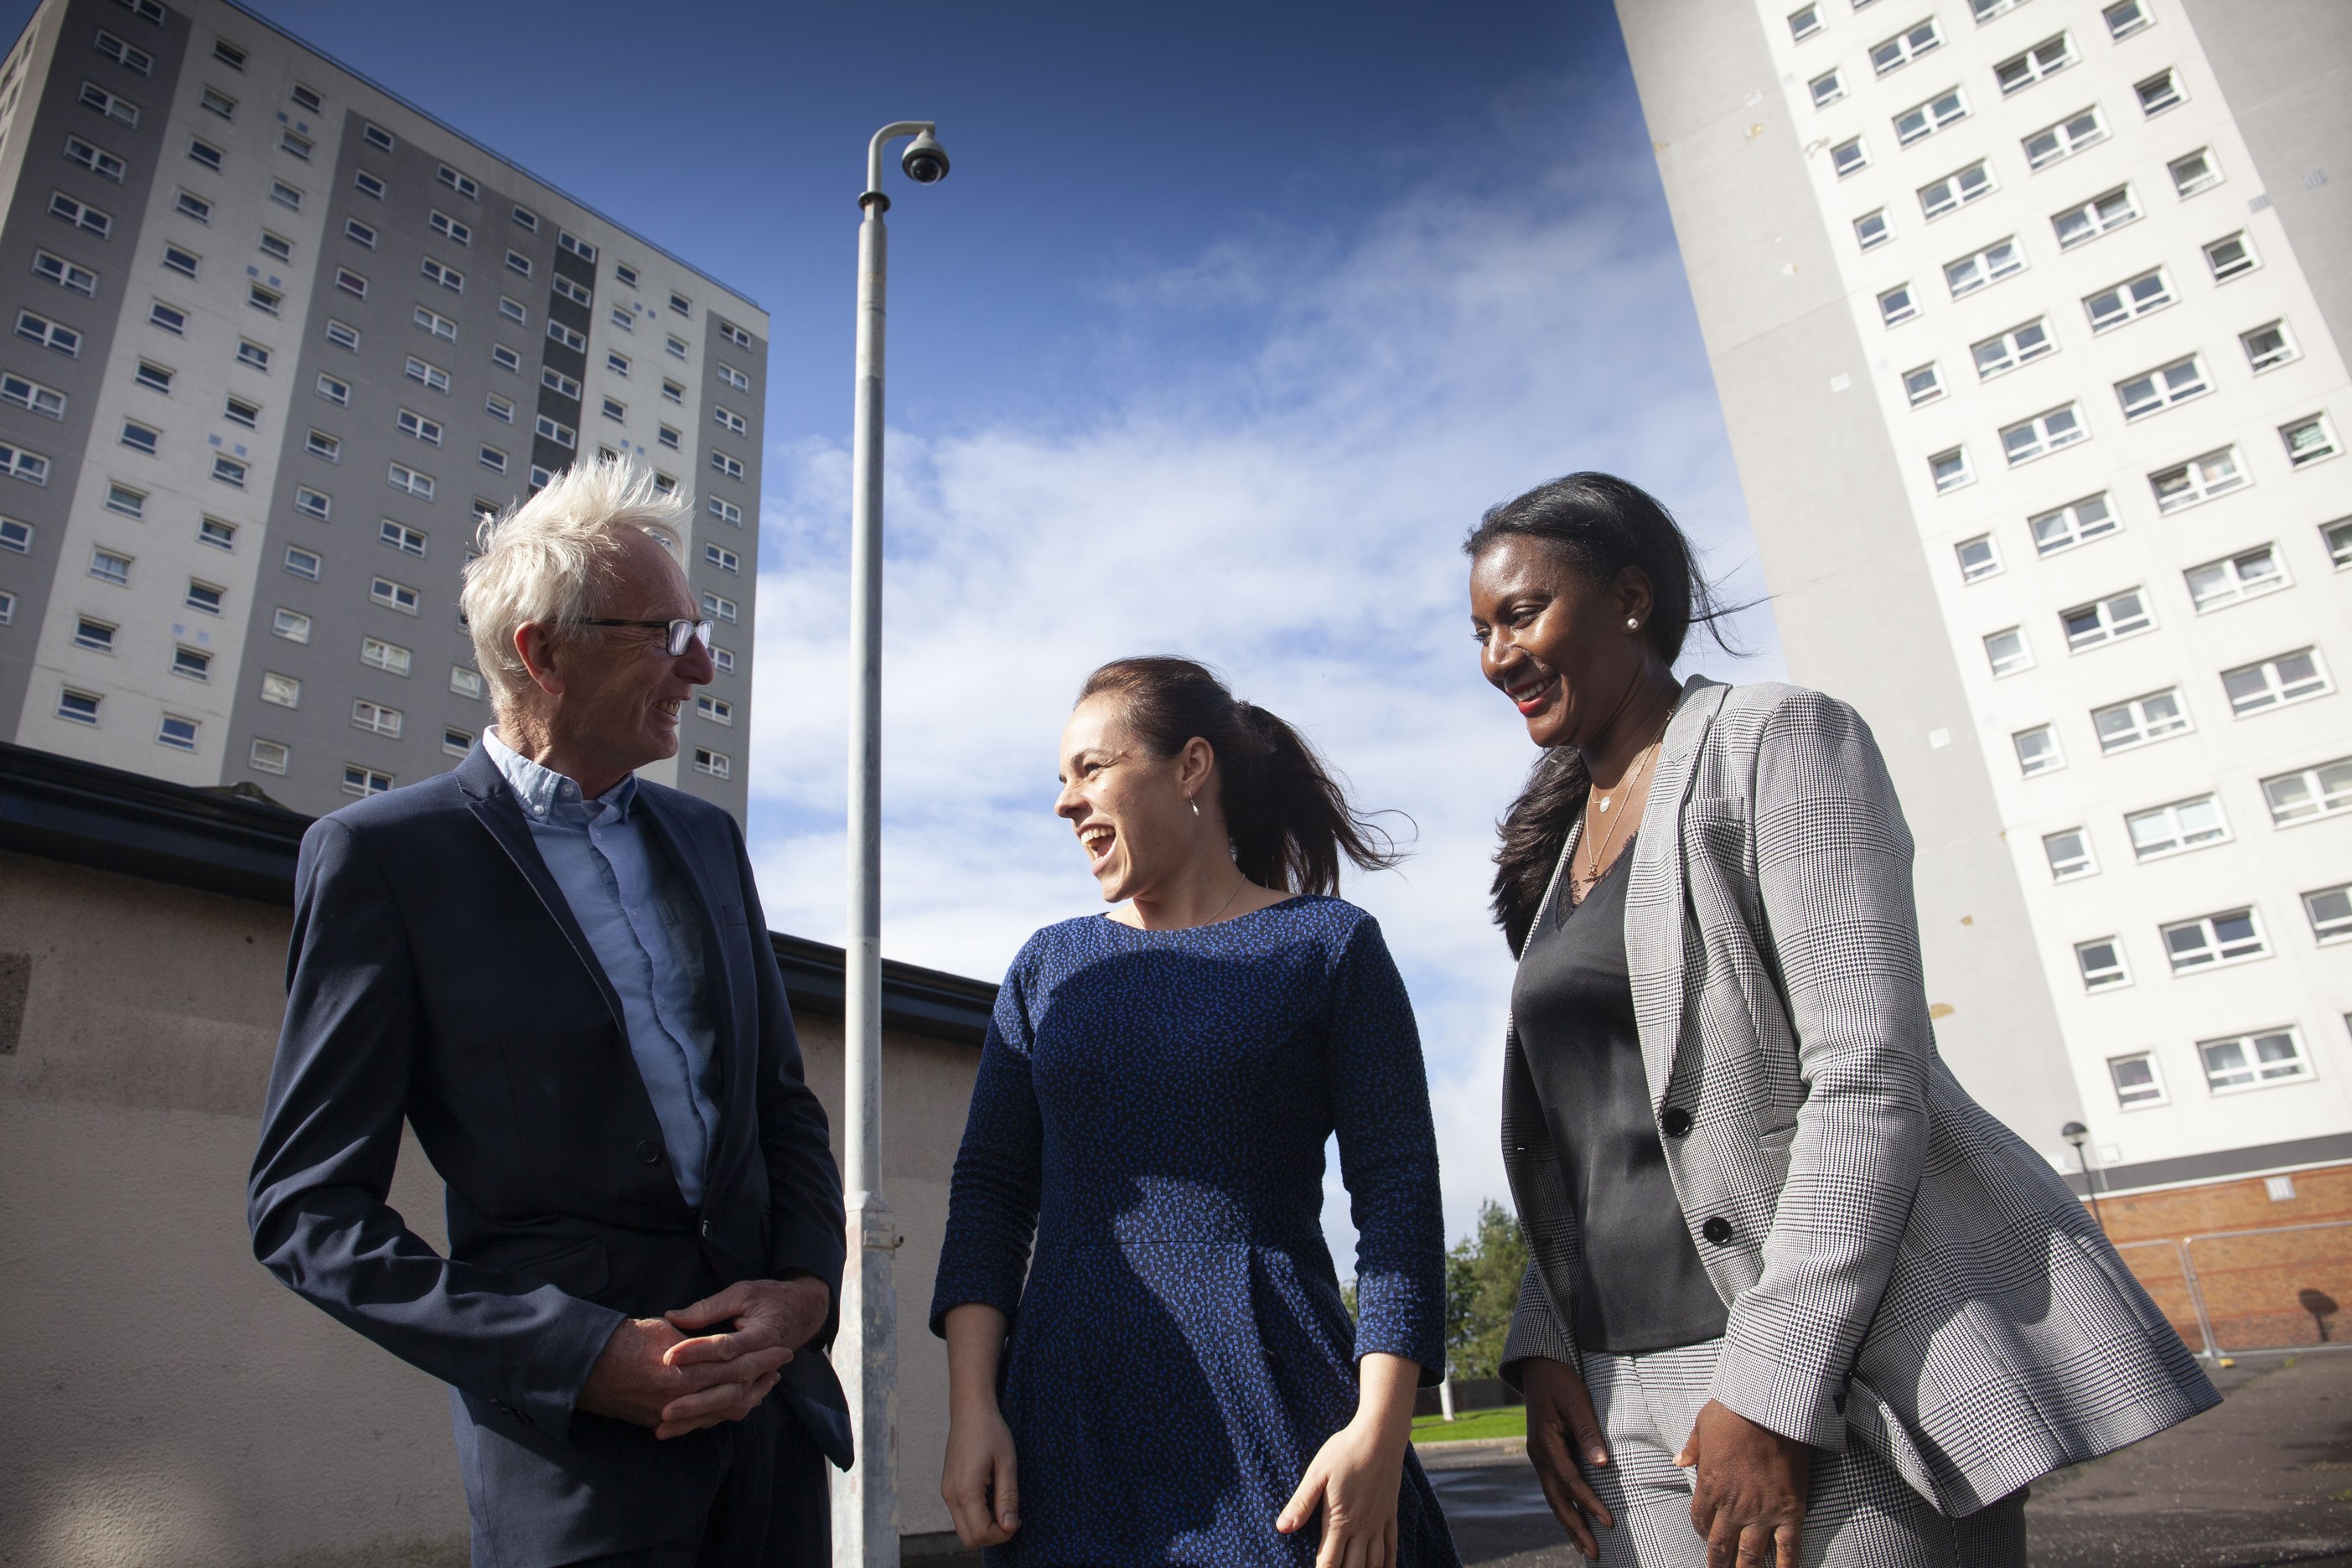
[1510,835,1729,1355]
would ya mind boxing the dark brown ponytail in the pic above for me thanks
[1076,656,1404,896]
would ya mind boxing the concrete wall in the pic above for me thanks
[0,847,977,1566]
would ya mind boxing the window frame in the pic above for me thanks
[2184,545,2286,613]
[2160,907,2269,975]
[2022,106,2106,169]
[2221,648,2332,717]
[2091,687,2191,753]
[2199,1027,2312,1094]
[1956,531,2002,583]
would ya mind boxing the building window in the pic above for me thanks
[303,429,339,463]
[2127,794,2227,861]
[66,135,128,182]
[702,592,738,624]
[451,665,484,700]
[387,463,435,500]
[716,361,750,391]
[2108,1053,2165,1109]
[272,608,310,643]
[547,320,587,354]
[2223,649,2330,716]
[600,396,625,422]
[259,230,293,263]
[2000,403,2085,464]
[1929,447,1972,493]
[405,356,451,393]
[719,320,754,350]
[498,297,526,325]
[57,689,101,726]
[379,520,427,558]
[1811,68,1847,107]
[200,86,235,118]
[505,249,533,279]
[0,517,28,554]
[94,27,154,72]
[2135,69,2184,116]
[1994,33,2075,94]
[2150,447,2246,512]
[2304,885,2352,945]
[353,169,386,200]
[73,615,116,651]
[662,379,686,406]
[223,394,259,429]
[2325,517,2352,569]
[363,122,394,153]
[710,450,745,481]
[342,765,395,797]
[324,319,360,352]
[1973,323,2055,386]
[249,738,288,775]
[704,543,740,575]
[2103,0,2152,39]
[2261,758,2352,826]
[2043,828,2096,881]
[282,546,320,581]
[2163,908,2267,973]
[2023,106,2105,168]
[210,454,247,487]
[396,409,445,447]
[420,258,464,294]
[667,290,692,318]
[2060,587,2152,650]
[485,393,514,423]
[2093,688,2190,753]
[2053,186,2138,249]
[441,727,473,758]
[199,517,236,551]
[541,366,582,399]
[414,307,458,343]
[479,445,508,474]
[370,576,420,614]
[709,496,744,527]
[279,129,312,160]
[611,306,635,333]
[512,204,540,232]
[2075,938,2128,991]
[34,250,100,297]
[171,645,210,681]
[156,715,199,752]
[1870,17,1942,74]
[173,189,210,222]
[235,339,271,373]
[2013,723,2061,776]
[0,373,65,419]
[2203,231,2257,282]
[2199,1028,2311,1093]
[50,190,115,236]
[1945,237,2023,298]
[615,262,641,288]
[696,695,733,725]
[437,163,479,199]
[712,405,749,437]
[530,464,555,490]
[2240,320,2296,373]
[657,426,681,450]
[294,486,331,520]
[2116,354,2207,420]
[1857,211,1895,252]
[712,645,735,675]
[554,275,592,307]
[693,747,730,779]
[2167,147,2220,197]
[430,210,472,246]
[558,229,597,262]
[129,361,170,396]
[17,310,82,356]
[2282,414,2340,468]
[1918,161,1993,220]
[360,636,412,676]
[267,180,303,212]
[2185,546,2285,613]
[534,414,577,450]
[248,282,282,316]
[1894,85,1967,144]
[1983,626,2032,676]
[0,440,52,484]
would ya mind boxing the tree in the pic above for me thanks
[1444,1199,1528,1382]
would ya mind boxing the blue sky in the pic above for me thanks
[87,0,1789,1248]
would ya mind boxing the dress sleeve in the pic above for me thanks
[1325,913,1447,1384]
[929,945,1044,1337]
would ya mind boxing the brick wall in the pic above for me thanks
[2088,1163,2352,1354]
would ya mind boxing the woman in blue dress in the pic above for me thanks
[930,657,1460,1568]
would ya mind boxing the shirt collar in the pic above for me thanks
[484,726,637,823]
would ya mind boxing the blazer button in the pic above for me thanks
[635,1140,662,1165]
[1660,1106,1694,1138]
[1702,1216,1734,1246]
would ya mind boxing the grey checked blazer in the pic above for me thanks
[1499,677,2217,1517]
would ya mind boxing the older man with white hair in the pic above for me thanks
[250,461,848,1568]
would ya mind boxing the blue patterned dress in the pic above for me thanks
[930,896,1459,1568]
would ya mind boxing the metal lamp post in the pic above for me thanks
[2061,1120,2105,1233]
[836,120,950,1568]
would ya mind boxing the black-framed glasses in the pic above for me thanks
[569,618,713,656]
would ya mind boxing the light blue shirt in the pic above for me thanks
[485,729,722,1206]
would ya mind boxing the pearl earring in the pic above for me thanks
[1189,797,1200,820]
[1626,618,1640,631]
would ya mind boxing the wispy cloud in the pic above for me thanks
[747,99,1784,1252]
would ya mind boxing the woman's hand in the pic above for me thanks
[940,1303,1020,1548]
[1676,1398,1810,1568]
[1522,1355,1616,1560]
[1277,1352,1418,1568]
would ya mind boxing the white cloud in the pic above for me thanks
[748,137,1784,1255]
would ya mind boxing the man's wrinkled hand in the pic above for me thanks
[576,1315,789,1441]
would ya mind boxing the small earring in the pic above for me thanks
[1626,618,1641,631]
[1189,798,1200,820]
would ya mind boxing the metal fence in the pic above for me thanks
[2114,1219,2352,1357]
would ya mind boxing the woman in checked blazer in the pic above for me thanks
[1464,474,2216,1568]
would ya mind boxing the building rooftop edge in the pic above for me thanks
[189,0,769,315]
[0,739,994,1045]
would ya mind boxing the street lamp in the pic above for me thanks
[2061,1120,2105,1233]
[836,120,949,1568]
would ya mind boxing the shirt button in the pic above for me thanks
[1702,1216,1734,1246]
[700,1219,712,1238]
[1660,1106,1694,1138]
[635,1140,661,1165]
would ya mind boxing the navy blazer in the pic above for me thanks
[249,744,849,1565]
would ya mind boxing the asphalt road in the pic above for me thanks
[1418,1348,2352,1568]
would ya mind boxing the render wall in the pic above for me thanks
[0,848,976,1567]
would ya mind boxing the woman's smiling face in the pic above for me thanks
[1469,534,1655,750]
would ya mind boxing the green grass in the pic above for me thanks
[1411,1406,1526,1444]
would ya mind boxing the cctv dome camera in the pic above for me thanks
[901,130,950,184]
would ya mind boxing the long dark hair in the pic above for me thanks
[1464,473,1742,954]
[1077,656,1403,896]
